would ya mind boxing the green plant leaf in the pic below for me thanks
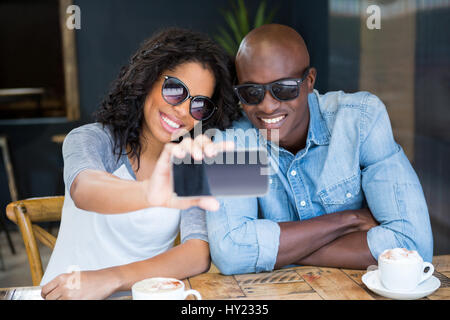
[237,0,250,35]
[218,26,235,45]
[215,0,277,56]
[254,0,267,28]
[225,11,243,44]
[264,5,278,24]
[217,26,238,53]
[214,35,236,56]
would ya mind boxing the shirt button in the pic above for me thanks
[269,178,273,184]
[290,170,297,176]
[300,200,306,207]
[346,192,352,198]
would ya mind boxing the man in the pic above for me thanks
[207,24,433,274]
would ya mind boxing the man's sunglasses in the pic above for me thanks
[233,67,311,106]
[162,75,217,121]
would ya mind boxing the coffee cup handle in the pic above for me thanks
[183,289,202,300]
[420,262,434,284]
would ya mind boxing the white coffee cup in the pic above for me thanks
[131,277,202,300]
[378,248,434,292]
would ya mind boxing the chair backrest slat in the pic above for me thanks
[13,204,44,285]
[5,196,63,286]
[33,225,57,249]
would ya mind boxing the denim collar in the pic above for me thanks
[262,91,330,156]
[307,90,331,146]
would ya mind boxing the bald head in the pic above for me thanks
[234,24,316,153]
[236,24,310,82]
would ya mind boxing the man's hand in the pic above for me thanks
[292,208,379,269]
[41,269,120,300]
[275,207,379,269]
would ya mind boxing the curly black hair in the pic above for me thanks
[95,27,242,167]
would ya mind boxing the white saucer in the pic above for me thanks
[362,270,441,300]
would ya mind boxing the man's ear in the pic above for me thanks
[306,67,317,93]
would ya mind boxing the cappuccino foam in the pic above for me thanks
[133,278,183,293]
[380,248,421,262]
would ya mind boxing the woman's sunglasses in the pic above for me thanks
[161,76,217,121]
[233,67,311,106]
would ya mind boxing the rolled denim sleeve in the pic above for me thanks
[360,94,433,262]
[206,197,280,275]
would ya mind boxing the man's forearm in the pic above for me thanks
[274,209,371,269]
[295,231,377,269]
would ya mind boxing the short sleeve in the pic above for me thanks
[62,124,115,193]
[180,206,208,243]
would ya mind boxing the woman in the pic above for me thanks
[40,28,241,299]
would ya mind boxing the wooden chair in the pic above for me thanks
[6,196,64,286]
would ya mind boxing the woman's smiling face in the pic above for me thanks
[141,61,216,144]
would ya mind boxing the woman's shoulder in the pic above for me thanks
[67,122,113,139]
[62,123,126,179]
[63,122,116,155]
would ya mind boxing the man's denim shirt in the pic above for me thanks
[207,89,433,275]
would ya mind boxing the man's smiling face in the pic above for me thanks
[235,24,316,153]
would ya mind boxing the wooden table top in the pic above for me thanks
[1,255,449,300]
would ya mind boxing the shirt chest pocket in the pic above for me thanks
[269,174,286,191]
[260,174,296,222]
[317,174,364,212]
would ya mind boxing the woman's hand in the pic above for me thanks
[143,135,234,212]
[41,269,120,300]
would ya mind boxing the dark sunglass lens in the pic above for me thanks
[237,85,264,105]
[190,97,215,120]
[162,78,188,105]
[272,80,299,100]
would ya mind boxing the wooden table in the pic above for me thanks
[1,255,449,300]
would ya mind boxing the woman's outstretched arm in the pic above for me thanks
[70,136,234,214]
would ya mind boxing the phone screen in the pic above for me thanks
[172,149,269,197]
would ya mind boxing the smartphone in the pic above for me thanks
[172,149,269,197]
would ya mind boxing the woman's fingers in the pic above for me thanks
[148,135,234,210]
[193,135,235,157]
[197,197,220,211]
[193,135,215,158]
[43,285,62,300]
[173,135,235,161]
[154,143,175,174]
[216,140,235,153]
[153,142,186,179]
[163,135,236,164]
[178,137,198,159]
[41,277,60,299]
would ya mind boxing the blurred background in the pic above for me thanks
[0,0,449,286]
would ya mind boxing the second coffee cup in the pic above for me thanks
[378,248,434,292]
